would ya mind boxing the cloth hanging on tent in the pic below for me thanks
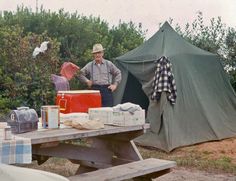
[151,56,177,104]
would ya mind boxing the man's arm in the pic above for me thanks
[77,62,93,87]
[108,62,122,92]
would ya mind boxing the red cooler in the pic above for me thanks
[56,90,101,113]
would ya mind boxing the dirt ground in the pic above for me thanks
[175,136,236,164]
[157,167,236,181]
[152,137,236,180]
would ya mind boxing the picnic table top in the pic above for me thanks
[18,124,150,144]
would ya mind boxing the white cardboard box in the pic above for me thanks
[88,107,145,126]
[60,112,89,122]
[113,110,145,126]
[88,107,114,124]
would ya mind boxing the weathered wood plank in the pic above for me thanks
[133,168,171,180]
[32,143,113,164]
[69,158,176,181]
[69,138,143,170]
[18,124,150,144]
[98,130,145,141]
[90,138,142,161]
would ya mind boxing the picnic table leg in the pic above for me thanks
[69,139,113,174]
[74,137,114,174]
[91,130,144,165]
[74,130,145,174]
[112,140,142,161]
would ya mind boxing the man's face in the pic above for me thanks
[93,51,103,62]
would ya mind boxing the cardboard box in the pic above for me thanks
[88,107,114,124]
[60,112,89,122]
[89,108,145,126]
[113,110,145,126]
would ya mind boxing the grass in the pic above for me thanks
[138,146,236,175]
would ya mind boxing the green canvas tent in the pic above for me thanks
[113,22,236,152]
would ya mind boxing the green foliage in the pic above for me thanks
[225,28,236,89]
[108,21,145,59]
[171,12,226,55]
[0,25,60,115]
[0,6,145,114]
[0,7,145,64]
[1,7,111,66]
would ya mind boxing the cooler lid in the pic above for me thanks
[57,90,100,94]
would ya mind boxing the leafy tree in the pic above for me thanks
[0,25,60,116]
[0,7,111,66]
[0,7,145,115]
[225,28,236,89]
[0,7,145,63]
[108,21,145,59]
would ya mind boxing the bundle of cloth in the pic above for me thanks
[112,102,142,114]
[60,112,104,130]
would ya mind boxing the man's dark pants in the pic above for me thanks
[92,85,113,107]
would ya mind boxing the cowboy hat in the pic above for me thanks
[92,43,105,53]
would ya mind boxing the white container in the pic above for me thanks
[0,126,12,140]
[88,107,114,125]
[41,105,60,128]
[113,110,145,126]
[4,126,12,140]
[60,112,89,122]
[89,107,145,126]
[0,129,4,139]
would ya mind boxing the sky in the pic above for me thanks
[1,0,236,39]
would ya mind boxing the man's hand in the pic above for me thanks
[108,84,117,92]
[86,80,93,88]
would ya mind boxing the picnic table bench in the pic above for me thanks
[69,158,176,181]
[19,124,176,180]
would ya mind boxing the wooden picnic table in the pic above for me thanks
[18,124,176,180]
[19,124,148,169]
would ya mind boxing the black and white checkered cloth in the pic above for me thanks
[151,56,177,104]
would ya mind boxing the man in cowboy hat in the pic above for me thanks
[78,43,121,107]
